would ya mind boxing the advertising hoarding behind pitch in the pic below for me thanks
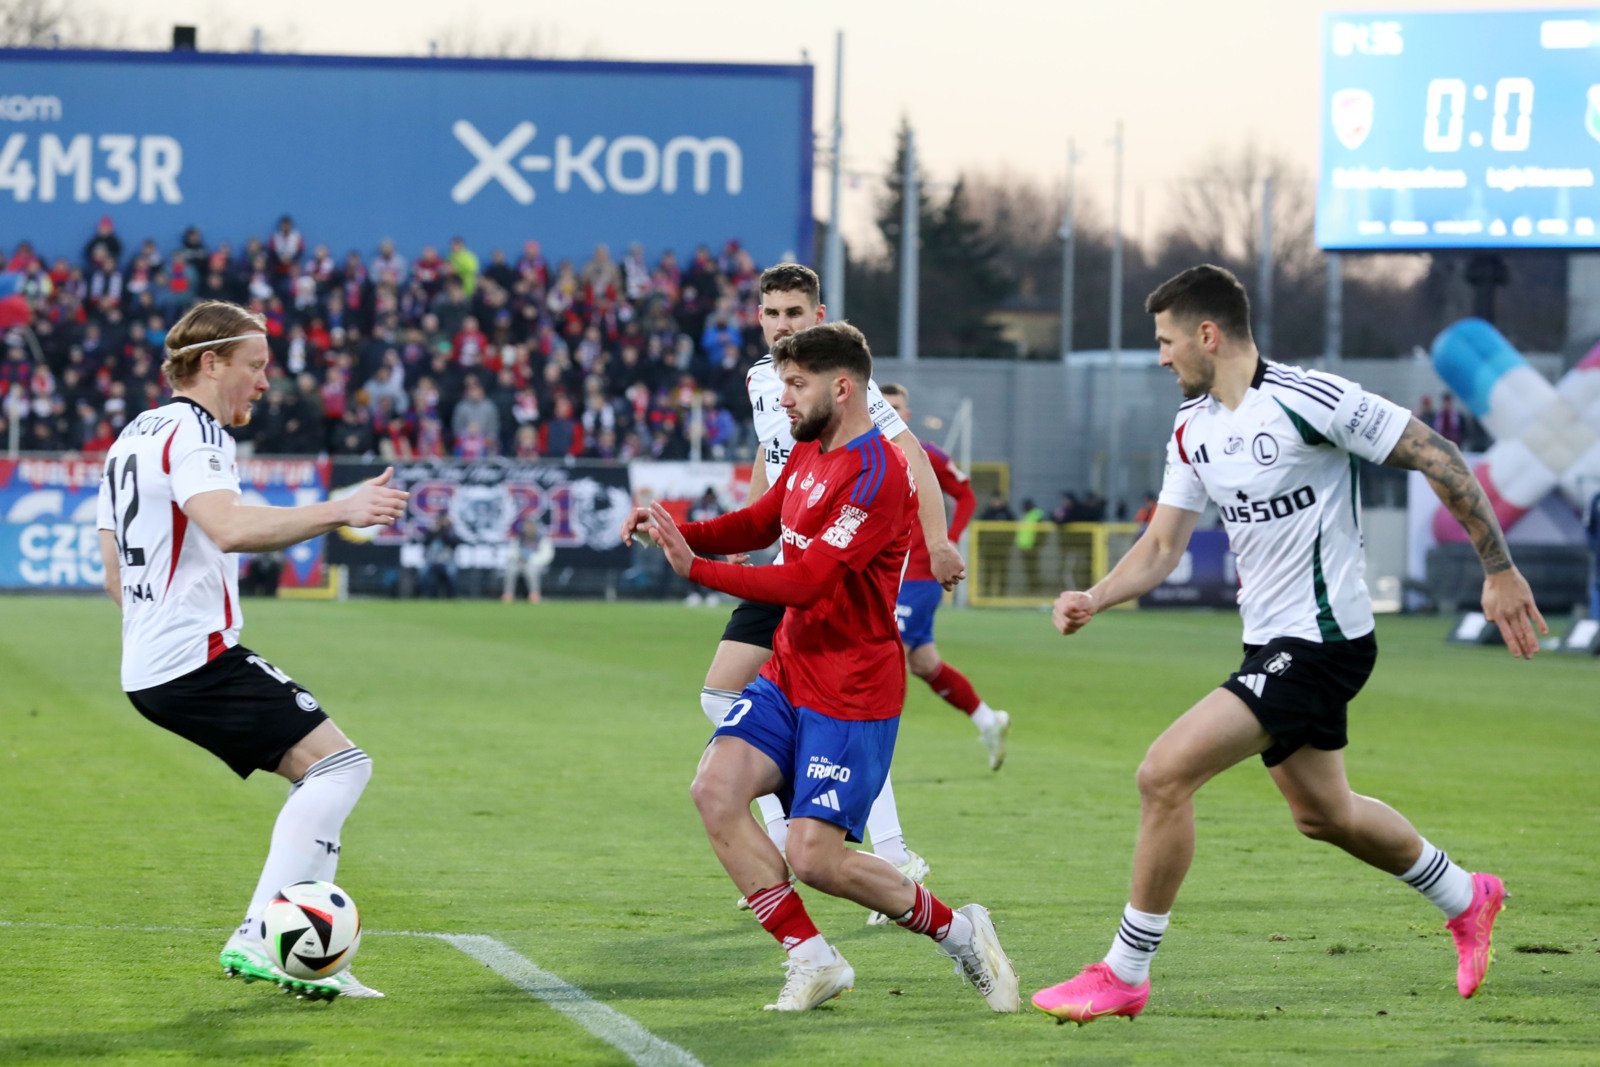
[0,49,812,265]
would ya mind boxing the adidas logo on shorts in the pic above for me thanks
[810,790,841,811]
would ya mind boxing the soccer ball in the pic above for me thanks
[261,880,362,980]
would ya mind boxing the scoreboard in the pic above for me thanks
[1317,9,1600,250]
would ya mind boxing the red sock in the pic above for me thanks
[895,883,954,941]
[748,882,821,952]
[926,663,981,715]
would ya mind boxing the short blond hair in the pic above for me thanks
[162,300,266,388]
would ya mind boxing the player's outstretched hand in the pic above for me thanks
[620,506,657,547]
[342,467,409,528]
[647,502,697,578]
[1482,567,1548,659]
[1052,590,1097,635]
[931,539,967,590]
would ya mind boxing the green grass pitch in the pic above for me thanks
[1,596,1596,1065]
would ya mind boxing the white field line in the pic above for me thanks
[0,921,705,1067]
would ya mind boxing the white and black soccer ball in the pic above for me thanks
[261,880,362,980]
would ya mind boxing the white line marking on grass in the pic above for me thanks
[438,934,705,1067]
[0,922,704,1067]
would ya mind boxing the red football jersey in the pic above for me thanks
[902,441,976,581]
[682,427,917,721]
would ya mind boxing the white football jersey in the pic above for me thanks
[97,399,244,690]
[746,354,908,489]
[1157,361,1410,645]
[746,354,908,563]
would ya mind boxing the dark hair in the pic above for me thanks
[1144,264,1252,341]
[759,262,821,304]
[772,321,872,384]
[878,382,907,399]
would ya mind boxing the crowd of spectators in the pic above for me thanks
[1,215,771,462]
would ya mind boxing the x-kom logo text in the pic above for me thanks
[451,121,744,204]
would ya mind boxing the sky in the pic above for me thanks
[110,0,1590,248]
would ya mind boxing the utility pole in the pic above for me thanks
[1059,138,1084,360]
[898,126,920,363]
[1106,120,1124,505]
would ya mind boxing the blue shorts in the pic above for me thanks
[895,579,944,650]
[712,675,898,843]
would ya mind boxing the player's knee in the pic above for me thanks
[1289,803,1348,842]
[785,842,839,894]
[907,651,939,679]
[688,767,741,824]
[1134,754,1188,808]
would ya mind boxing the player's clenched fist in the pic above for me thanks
[619,506,657,547]
[1052,590,1096,635]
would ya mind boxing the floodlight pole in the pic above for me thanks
[1059,138,1083,361]
[1257,174,1274,360]
[823,30,846,319]
[898,126,920,363]
[1106,121,1124,507]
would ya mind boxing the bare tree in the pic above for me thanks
[2,0,83,45]
[427,18,602,59]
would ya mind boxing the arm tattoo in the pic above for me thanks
[1383,417,1512,574]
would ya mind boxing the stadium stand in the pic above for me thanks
[0,222,768,461]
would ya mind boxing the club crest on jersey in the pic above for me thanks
[821,505,869,548]
[806,479,828,507]
[1224,435,1244,455]
[1252,433,1280,465]
[1265,651,1293,675]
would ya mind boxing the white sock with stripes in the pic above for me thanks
[236,747,372,941]
[1397,838,1475,918]
[1103,904,1168,985]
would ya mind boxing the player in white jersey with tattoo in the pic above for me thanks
[97,300,408,1000]
[704,263,964,922]
[1032,265,1545,1024]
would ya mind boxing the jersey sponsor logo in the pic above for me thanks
[780,524,812,550]
[805,756,853,782]
[1224,435,1245,455]
[1265,651,1293,675]
[806,479,828,507]
[122,581,154,603]
[821,504,869,549]
[1360,402,1392,442]
[1218,485,1318,525]
[1251,433,1280,465]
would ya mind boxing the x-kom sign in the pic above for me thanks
[451,120,745,204]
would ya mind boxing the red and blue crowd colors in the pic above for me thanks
[1,216,767,463]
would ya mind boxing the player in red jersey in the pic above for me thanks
[879,384,1011,770]
[624,322,1019,1014]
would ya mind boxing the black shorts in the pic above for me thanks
[126,644,328,779]
[1221,633,1378,768]
[719,599,785,650]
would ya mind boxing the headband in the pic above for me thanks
[171,332,266,354]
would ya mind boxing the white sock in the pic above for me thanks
[756,794,789,852]
[1397,838,1476,918]
[865,773,909,865]
[936,908,975,953]
[700,687,739,727]
[1103,904,1168,985]
[237,748,372,940]
[789,934,835,967]
[970,702,998,732]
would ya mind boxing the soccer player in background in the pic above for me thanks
[879,383,1011,771]
[701,264,963,919]
[97,300,408,1000]
[1031,265,1545,1024]
[625,322,1019,1013]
